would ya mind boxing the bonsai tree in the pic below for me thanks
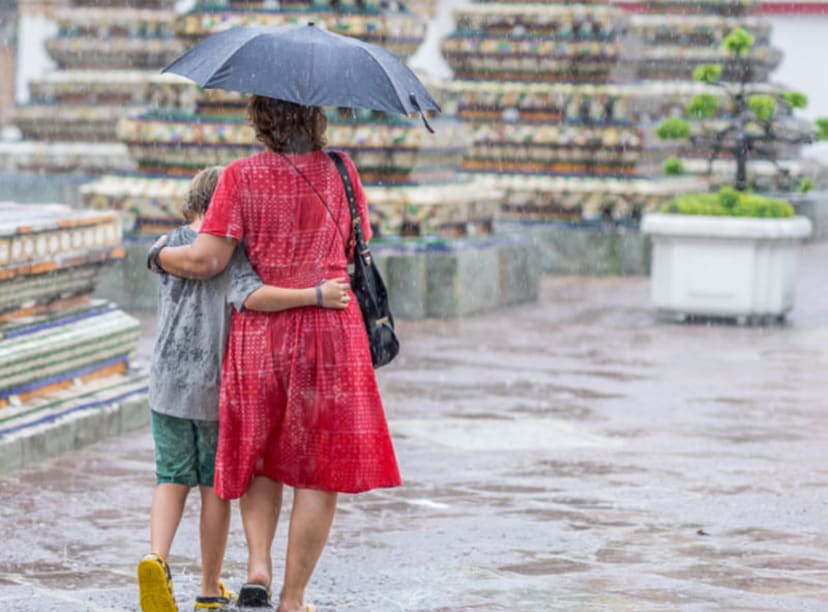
[657,27,828,193]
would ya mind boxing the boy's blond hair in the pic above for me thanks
[182,166,224,222]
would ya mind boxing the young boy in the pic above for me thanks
[138,166,349,611]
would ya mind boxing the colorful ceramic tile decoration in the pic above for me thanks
[82,0,503,239]
[0,141,134,174]
[0,203,141,411]
[632,2,780,81]
[642,0,758,15]
[402,0,436,19]
[442,4,626,83]
[113,110,471,183]
[3,0,188,175]
[0,372,148,445]
[0,302,141,408]
[633,0,823,190]
[0,202,124,317]
[438,0,701,222]
[176,3,427,59]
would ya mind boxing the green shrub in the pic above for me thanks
[781,91,808,110]
[692,64,723,84]
[687,94,719,119]
[723,27,755,57]
[660,189,794,218]
[817,118,828,141]
[798,176,815,193]
[663,156,686,176]
[748,95,777,121]
[657,117,691,140]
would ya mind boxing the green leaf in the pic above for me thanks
[723,27,755,57]
[656,117,691,140]
[719,186,740,212]
[780,91,808,109]
[816,118,828,141]
[663,156,686,176]
[660,190,793,218]
[686,93,719,119]
[692,64,723,84]
[748,95,777,121]
[798,176,815,193]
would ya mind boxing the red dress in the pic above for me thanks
[200,149,401,499]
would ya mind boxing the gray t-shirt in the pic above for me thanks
[148,225,263,421]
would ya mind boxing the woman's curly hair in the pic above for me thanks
[182,165,224,222]
[247,95,327,152]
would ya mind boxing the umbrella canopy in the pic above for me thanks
[162,23,440,128]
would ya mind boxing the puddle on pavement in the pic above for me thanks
[390,418,619,451]
[499,556,590,575]
[725,527,807,543]
[745,556,828,571]
[595,547,646,564]
[533,459,644,478]
[466,483,550,495]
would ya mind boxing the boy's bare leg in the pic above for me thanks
[278,489,337,612]
[239,476,284,588]
[149,483,190,560]
[199,486,231,597]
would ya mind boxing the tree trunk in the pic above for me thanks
[735,134,749,191]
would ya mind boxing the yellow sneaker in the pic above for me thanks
[137,553,178,612]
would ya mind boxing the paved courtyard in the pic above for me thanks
[1,242,827,611]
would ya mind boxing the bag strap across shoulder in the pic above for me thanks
[278,150,350,258]
[328,151,370,264]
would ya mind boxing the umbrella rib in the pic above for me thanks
[359,50,409,115]
[202,32,268,88]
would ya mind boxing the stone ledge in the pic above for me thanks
[376,237,541,318]
[0,379,149,474]
[505,221,652,276]
[788,190,828,242]
[96,235,542,319]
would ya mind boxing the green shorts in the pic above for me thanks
[150,410,219,488]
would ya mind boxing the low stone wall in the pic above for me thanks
[0,172,87,207]
[378,235,540,319]
[94,236,160,311]
[94,234,542,319]
[504,221,652,276]
[789,190,828,242]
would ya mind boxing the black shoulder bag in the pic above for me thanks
[328,151,400,368]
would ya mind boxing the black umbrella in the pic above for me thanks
[162,23,440,131]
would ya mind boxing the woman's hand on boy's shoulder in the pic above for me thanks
[147,234,169,274]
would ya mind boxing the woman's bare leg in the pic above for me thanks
[278,488,337,612]
[198,486,231,597]
[149,483,190,560]
[240,476,284,588]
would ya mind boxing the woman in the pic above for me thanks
[154,95,401,612]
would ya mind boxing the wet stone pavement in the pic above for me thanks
[1,242,828,611]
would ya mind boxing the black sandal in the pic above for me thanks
[237,583,273,608]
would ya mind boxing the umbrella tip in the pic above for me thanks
[409,93,435,134]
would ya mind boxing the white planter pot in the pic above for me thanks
[641,213,813,321]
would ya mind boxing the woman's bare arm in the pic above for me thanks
[157,233,238,280]
[244,278,351,312]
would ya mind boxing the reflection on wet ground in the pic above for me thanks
[0,242,827,610]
